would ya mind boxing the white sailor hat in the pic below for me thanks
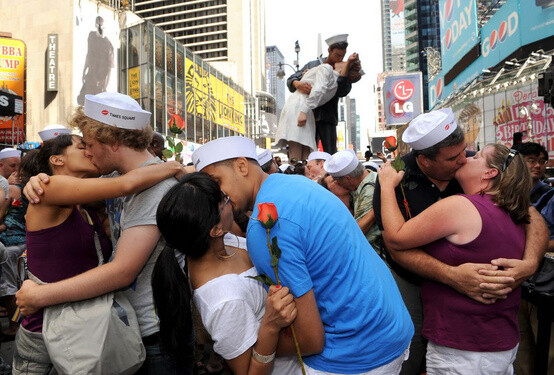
[402,108,458,150]
[363,161,380,171]
[307,151,331,161]
[39,124,72,142]
[325,34,349,47]
[324,150,360,177]
[279,163,292,172]
[192,136,257,171]
[257,149,273,166]
[0,148,21,160]
[84,92,151,130]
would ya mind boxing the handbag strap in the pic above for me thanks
[81,208,105,267]
[27,207,105,285]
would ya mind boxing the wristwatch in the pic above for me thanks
[252,348,276,364]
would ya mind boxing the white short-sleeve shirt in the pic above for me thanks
[194,236,300,374]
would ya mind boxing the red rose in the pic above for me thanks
[385,136,397,150]
[257,203,278,229]
[168,114,185,133]
[11,199,21,207]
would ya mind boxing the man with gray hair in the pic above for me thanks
[373,108,548,375]
[325,150,380,249]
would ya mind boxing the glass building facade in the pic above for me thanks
[119,21,256,145]
[405,0,440,110]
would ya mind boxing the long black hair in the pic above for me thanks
[19,134,75,178]
[152,172,224,363]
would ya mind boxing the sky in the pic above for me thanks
[264,0,385,149]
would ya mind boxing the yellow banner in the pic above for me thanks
[0,38,25,132]
[128,66,140,99]
[185,57,245,134]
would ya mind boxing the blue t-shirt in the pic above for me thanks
[247,174,413,374]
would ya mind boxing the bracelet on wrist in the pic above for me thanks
[252,348,275,364]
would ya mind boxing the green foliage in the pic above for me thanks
[391,155,405,171]
[163,129,183,163]
[246,274,275,287]
[260,216,276,229]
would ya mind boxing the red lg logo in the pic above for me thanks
[393,80,415,101]
[101,110,109,115]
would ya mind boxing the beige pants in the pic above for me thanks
[12,326,56,375]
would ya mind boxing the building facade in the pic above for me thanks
[381,0,407,72]
[131,0,266,95]
[265,45,285,118]
[337,96,358,151]
[120,21,258,162]
[0,0,258,151]
[429,0,554,157]
[404,0,441,109]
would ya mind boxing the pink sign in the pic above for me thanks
[495,88,554,157]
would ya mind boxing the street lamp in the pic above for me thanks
[294,40,301,71]
[276,41,301,80]
[276,62,299,80]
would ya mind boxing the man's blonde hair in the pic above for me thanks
[70,107,153,150]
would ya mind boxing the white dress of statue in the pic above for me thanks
[275,64,339,152]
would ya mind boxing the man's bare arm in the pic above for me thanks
[357,209,375,234]
[385,245,512,304]
[275,290,324,356]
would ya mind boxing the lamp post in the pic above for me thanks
[276,41,301,80]
[294,40,301,71]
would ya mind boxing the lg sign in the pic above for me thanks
[391,80,415,117]
[393,80,415,101]
[482,12,518,57]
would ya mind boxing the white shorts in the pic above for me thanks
[304,347,409,375]
[426,341,518,375]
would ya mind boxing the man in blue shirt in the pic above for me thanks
[193,136,413,374]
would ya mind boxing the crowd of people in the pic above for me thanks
[0,34,547,375]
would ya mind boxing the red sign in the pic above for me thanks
[393,80,415,101]
[0,128,25,144]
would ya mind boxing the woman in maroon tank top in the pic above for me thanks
[379,144,532,374]
[13,134,184,372]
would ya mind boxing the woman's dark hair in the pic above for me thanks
[19,134,75,178]
[294,164,306,176]
[152,172,223,363]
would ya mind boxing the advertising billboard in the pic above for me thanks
[0,37,25,143]
[73,0,120,106]
[451,83,554,158]
[185,57,246,134]
[429,0,554,109]
[390,0,405,51]
[383,73,424,126]
[439,0,479,73]
[520,0,554,45]
[480,0,520,66]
